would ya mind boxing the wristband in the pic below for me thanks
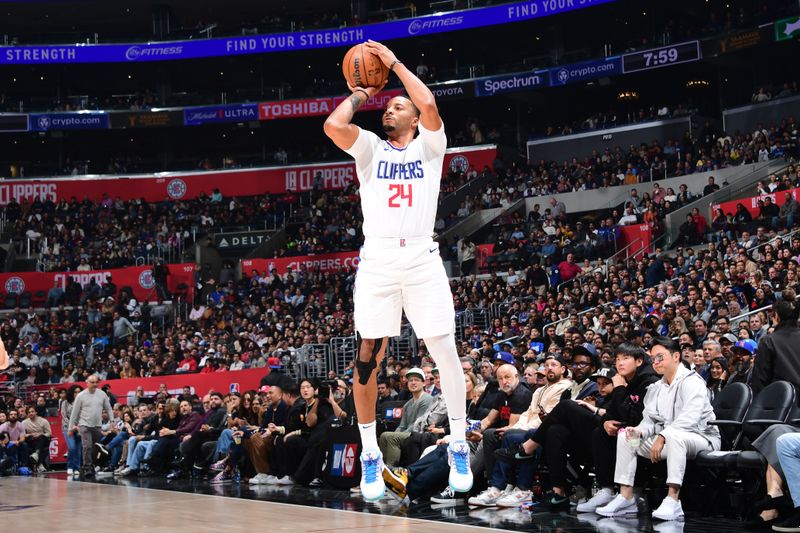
[354,88,369,99]
[389,60,402,71]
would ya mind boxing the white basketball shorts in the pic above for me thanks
[354,237,455,339]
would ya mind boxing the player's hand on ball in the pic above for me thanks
[347,81,385,99]
[364,40,398,70]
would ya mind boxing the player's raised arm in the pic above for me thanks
[364,40,442,132]
[323,82,385,151]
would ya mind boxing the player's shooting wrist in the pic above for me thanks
[353,88,369,99]
[389,60,402,71]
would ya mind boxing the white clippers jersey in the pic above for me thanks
[344,122,446,239]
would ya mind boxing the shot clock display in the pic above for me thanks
[622,41,701,74]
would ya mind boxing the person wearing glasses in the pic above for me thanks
[67,374,113,479]
[596,336,720,521]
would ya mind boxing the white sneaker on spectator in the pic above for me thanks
[577,487,616,513]
[31,451,39,463]
[117,468,136,477]
[67,468,74,476]
[264,475,280,484]
[358,448,385,502]
[651,496,684,521]
[596,493,637,517]
[495,487,532,508]
[275,475,294,486]
[447,440,473,493]
[249,473,270,485]
[468,486,503,507]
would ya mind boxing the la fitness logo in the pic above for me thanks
[448,155,469,174]
[138,269,156,289]
[4,276,25,294]
[125,46,142,60]
[167,178,187,199]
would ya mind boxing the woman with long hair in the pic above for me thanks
[60,385,83,476]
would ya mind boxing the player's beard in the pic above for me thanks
[382,122,396,132]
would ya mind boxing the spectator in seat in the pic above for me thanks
[775,192,799,231]
[596,336,720,521]
[728,339,756,385]
[0,410,28,470]
[22,405,51,472]
[468,355,571,508]
[46,280,64,307]
[245,382,293,484]
[558,253,583,284]
[379,368,433,466]
[172,391,227,476]
[703,175,720,196]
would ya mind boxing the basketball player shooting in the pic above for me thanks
[323,39,472,501]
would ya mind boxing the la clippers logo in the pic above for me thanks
[448,155,469,174]
[138,269,156,289]
[4,277,25,294]
[37,116,51,130]
[167,178,187,199]
[49,438,59,459]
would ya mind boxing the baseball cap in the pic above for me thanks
[406,367,425,381]
[732,339,757,355]
[258,385,270,393]
[719,333,737,344]
[571,345,594,359]
[267,356,282,369]
[544,354,566,366]
[494,352,515,365]
[589,367,617,382]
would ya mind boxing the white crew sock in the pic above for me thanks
[358,421,379,451]
[424,332,467,440]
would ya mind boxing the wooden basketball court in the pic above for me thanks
[0,476,494,532]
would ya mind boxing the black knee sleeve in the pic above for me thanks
[355,333,383,386]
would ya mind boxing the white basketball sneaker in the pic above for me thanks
[447,440,473,493]
[359,448,386,502]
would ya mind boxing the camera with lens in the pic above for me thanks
[318,380,337,398]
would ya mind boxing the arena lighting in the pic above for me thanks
[617,91,639,101]
[687,79,710,88]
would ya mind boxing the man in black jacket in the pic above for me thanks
[176,392,228,472]
[752,292,800,395]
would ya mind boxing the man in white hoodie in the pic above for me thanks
[597,336,720,521]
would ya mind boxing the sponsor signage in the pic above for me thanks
[242,251,360,276]
[258,89,404,120]
[550,56,621,85]
[775,16,800,42]
[330,443,358,477]
[428,80,476,100]
[184,103,259,125]
[712,187,800,219]
[29,112,109,131]
[110,110,183,129]
[475,70,551,96]
[0,263,195,302]
[0,145,496,204]
[715,28,765,54]
[0,0,613,64]
[213,230,274,250]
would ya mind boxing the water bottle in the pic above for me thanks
[234,468,241,483]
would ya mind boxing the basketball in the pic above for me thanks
[342,43,388,89]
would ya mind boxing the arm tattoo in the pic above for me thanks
[349,93,364,112]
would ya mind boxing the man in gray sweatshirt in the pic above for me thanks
[68,374,113,478]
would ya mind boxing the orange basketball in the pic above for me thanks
[342,43,388,89]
